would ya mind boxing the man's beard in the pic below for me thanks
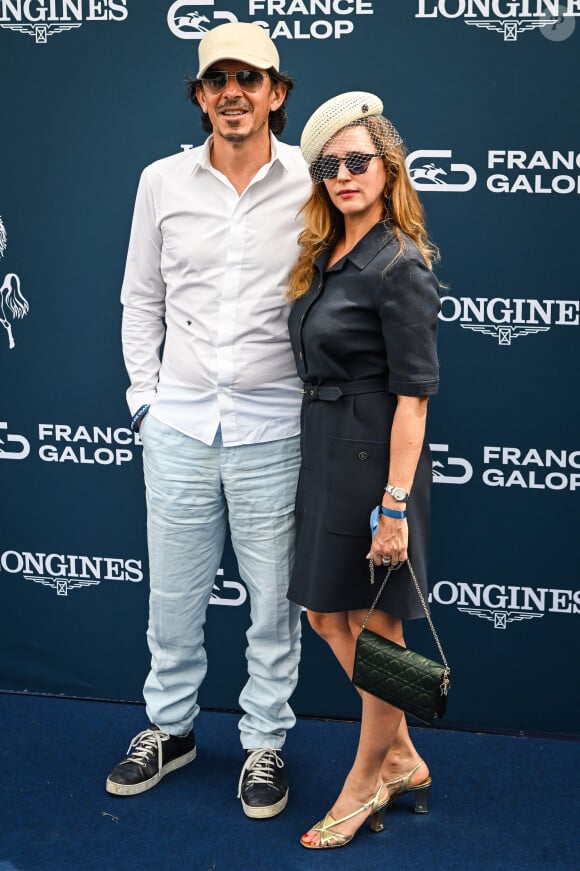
[218,130,251,143]
[215,106,267,144]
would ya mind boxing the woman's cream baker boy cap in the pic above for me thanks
[197,22,280,78]
[300,91,384,165]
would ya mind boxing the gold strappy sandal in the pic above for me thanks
[300,784,389,850]
[385,760,432,813]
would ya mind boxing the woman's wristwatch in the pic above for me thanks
[384,483,410,503]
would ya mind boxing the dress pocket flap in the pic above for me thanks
[325,437,388,536]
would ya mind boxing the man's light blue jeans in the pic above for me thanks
[140,413,302,749]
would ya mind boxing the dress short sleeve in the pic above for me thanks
[376,246,441,396]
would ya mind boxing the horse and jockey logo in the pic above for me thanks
[174,10,210,34]
[406,150,477,192]
[167,2,236,40]
[0,216,29,351]
[408,163,447,185]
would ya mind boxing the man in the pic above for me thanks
[107,22,310,820]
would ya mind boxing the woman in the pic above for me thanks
[287,92,441,849]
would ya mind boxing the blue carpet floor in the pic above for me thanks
[0,693,578,871]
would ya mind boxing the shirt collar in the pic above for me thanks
[269,134,292,172]
[197,137,213,171]
[193,133,288,175]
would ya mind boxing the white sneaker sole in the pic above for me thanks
[241,788,289,819]
[105,747,197,796]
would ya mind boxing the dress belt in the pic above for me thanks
[302,377,388,401]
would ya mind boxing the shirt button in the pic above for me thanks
[358,451,368,461]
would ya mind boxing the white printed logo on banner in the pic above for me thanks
[210,568,247,606]
[0,216,29,351]
[439,295,579,345]
[415,1,578,43]
[37,422,140,465]
[0,422,30,459]
[406,150,477,192]
[167,1,234,39]
[430,442,580,491]
[0,549,144,596]
[0,549,248,603]
[407,149,580,195]
[0,0,128,43]
[482,445,580,491]
[168,0,375,41]
[430,444,473,484]
[0,422,142,465]
[430,580,579,630]
[487,150,580,194]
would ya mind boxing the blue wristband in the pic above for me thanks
[131,404,150,433]
[370,504,406,535]
[378,504,407,520]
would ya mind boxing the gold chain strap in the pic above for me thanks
[364,558,450,688]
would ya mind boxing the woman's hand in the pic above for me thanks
[365,395,428,567]
[366,516,408,567]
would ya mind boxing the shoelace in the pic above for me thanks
[237,749,283,798]
[122,729,170,771]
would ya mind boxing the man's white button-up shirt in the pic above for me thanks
[121,135,311,446]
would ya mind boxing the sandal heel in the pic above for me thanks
[413,783,430,814]
[370,805,386,833]
[384,760,432,816]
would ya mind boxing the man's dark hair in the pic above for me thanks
[185,69,294,136]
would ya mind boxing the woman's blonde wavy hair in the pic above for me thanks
[287,116,439,301]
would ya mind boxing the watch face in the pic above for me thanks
[388,485,408,502]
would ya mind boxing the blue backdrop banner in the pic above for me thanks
[1,0,578,736]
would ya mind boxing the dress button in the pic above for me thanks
[358,451,368,461]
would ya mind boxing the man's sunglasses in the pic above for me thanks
[311,152,383,180]
[200,70,267,94]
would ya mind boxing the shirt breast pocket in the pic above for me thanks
[325,437,389,537]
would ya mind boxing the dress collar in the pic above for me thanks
[315,221,396,274]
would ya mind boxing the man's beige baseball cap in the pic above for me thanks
[197,22,280,78]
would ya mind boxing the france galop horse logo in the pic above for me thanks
[173,10,210,35]
[0,216,30,350]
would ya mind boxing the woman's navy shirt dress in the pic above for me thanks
[287,222,441,618]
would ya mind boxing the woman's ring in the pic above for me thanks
[381,556,392,566]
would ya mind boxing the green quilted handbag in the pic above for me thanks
[352,558,451,725]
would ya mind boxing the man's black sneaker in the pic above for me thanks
[237,749,289,819]
[105,726,196,796]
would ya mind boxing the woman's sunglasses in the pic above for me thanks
[311,153,382,181]
[200,70,267,94]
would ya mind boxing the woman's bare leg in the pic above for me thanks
[301,609,427,846]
